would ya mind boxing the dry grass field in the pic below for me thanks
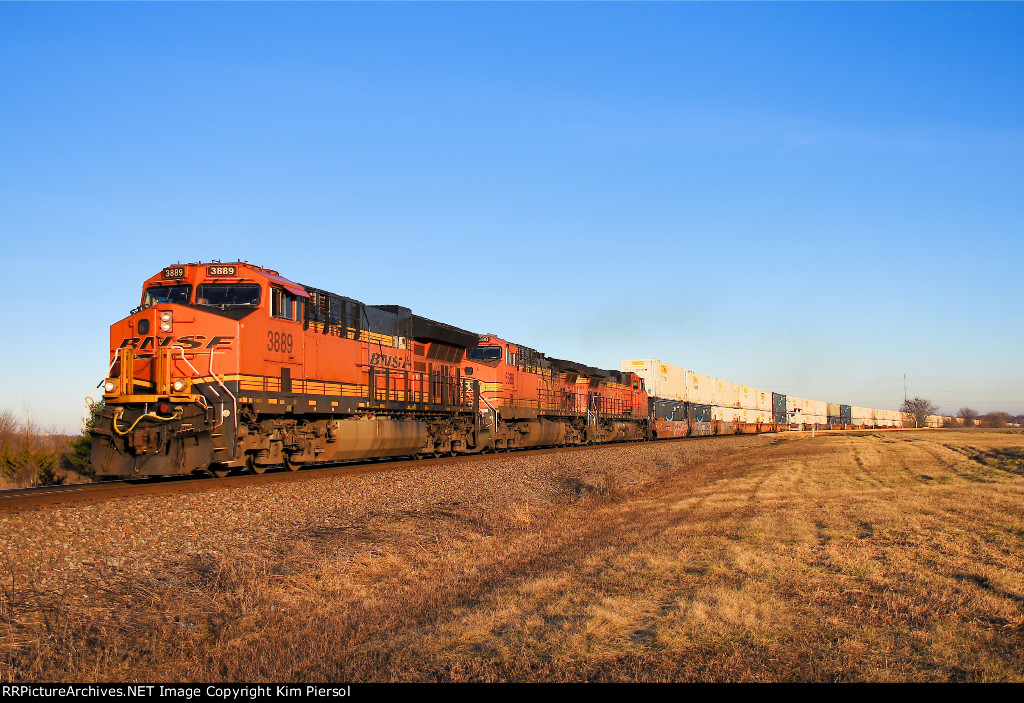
[2,430,1024,682]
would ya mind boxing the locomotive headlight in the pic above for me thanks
[159,311,173,333]
[104,380,116,393]
[172,379,186,392]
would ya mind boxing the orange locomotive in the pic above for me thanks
[91,262,650,478]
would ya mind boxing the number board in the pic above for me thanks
[163,267,185,279]
[207,265,237,276]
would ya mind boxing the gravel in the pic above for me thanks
[2,440,754,602]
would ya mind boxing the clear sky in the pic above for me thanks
[2,2,1022,431]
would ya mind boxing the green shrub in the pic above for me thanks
[0,436,64,486]
[65,401,103,479]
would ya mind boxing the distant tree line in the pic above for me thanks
[954,407,1022,428]
[900,400,1022,429]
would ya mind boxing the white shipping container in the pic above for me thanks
[787,396,807,424]
[713,405,739,422]
[621,359,658,397]
[736,408,767,423]
[620,359,684,401]
[804,398,827,424]
[755,388,772,412]
[713,378,737,408]
[689,370,715,405]
[623,358,714,403]
[786,395,804,415]
[668,363,687,402]
[738,385,757,410]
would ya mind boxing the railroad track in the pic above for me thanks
[0,439,665,511]
[0,428,911,511]
[0,475,198,511]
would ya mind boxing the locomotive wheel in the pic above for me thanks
[209,463,231,478]
[283,454,304,471]
[245,455,266,475]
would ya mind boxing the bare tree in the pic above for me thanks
[0,409,18,448]
[984,411,1011,428]
[901,397,940,428]
[957,407,979,427]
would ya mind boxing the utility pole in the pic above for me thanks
[903,373,914,428]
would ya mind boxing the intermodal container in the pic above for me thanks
[689,370,715,405]
[737,385,757,410]
[713,378,737,408]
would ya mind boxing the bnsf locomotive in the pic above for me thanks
[90,262,650,478]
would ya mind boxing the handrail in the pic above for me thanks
[206,348,237,433]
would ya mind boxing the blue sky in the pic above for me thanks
[2,2,1022,430]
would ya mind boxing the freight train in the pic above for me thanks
[622,359,909,436]
[90,262,650,478]
[90,262,908,479]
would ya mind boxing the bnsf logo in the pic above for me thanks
[119,335,234,350]
[369,352,406,369]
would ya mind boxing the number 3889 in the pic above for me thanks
[267,331,293,353]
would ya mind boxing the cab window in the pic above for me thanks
[196,283,261,307]
[466,346,502,361]
[142,284,191,308]
[271,287,299,321]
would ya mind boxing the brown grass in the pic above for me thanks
[3,430,1024,681]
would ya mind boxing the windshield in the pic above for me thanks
[196,283,261,307]
[143,284,191,308]
[466,346,503,361]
